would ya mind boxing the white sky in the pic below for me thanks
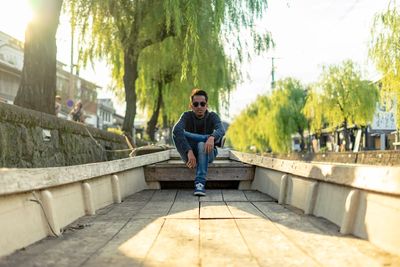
[0,0,392,121]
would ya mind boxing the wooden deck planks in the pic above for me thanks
[1,189,398,267]
[200,219,259,266]
[200,189,223,202]
[84,218,165,267]
[253,201,391,267]
[167,190,199,219]
[144,219,199,266]
[226,201,265,218]
[200,201,232,219]
[222,189,248,201]
[243,190,275,202]
[235,219,319,267]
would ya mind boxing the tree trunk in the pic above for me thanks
[298,127,305,151]
[146,81,163,142]
[342,119,350,151]
[122,50,138,136]
[14,0,63,114]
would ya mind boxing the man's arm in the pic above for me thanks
[172,112,192,156]
[209,112,225,142]
[204,112,225,153]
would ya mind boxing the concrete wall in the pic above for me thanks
[0,151,170,257]
[231,150,400,256]
[0,102,129,168]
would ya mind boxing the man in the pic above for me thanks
[55,95,62,116]
[173,89,225,196]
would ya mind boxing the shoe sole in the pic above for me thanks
[194,192,206,196]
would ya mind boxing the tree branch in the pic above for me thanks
[139,24,176,50]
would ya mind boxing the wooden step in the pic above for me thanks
[169,148,230,160]
[144,159,254,182]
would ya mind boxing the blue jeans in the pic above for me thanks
[175,131,217,185]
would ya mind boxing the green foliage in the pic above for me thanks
[267,78,308,153]
[226,96,271,152]
[137,22,237,125]
[369,1,400,127]
[227,78,307,153]
[68,0,272,128]
[318,60,379,128]
[107,127,123,135]
[303,85,326,135]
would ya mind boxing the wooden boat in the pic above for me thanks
[0,149,399,266]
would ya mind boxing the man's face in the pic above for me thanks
[191,95,208,118]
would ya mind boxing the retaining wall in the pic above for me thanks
[0,102,129,168]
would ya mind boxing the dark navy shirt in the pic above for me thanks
[172,110,225,154]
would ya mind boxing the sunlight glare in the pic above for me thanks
[0,0,34,40]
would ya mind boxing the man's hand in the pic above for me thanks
[186,150,197,169]
[205,136,215,154]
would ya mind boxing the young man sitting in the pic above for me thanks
[172,89,225,196]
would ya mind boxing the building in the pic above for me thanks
[0,30,98,126]
[97,98,116,130]
[0,31,23,103]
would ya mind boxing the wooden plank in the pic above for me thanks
[199,190,223,202]
[253,202,389,267]
[222,190,247,201]
[166,190,199,219]
[200,202,232,219]
[150,160,250,167]
[143,219,199,266]
[132,190,176,219]
[170,148,230,159]
[235,219,318,266]
[144,165,254,182]
[243,190,275,202]
[226,202,265,219]
[0,151,171,196]
[229,150,400,196]
[84,218,165,267]
[200,219,258,266]
[0,192,155,267]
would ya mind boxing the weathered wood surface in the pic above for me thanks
[170,148,230,159]
[230,150,400,195]
[0,151,170,196]
[144,160,255,182]
[0,189,398,267]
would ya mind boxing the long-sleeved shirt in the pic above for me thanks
[172,110,225,154]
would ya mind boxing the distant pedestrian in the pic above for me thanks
[55,95,62,116]
[70,101,85,122]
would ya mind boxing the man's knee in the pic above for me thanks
[197,142,205,152]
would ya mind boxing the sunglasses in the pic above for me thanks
[192,101,206,107]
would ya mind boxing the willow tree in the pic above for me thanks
[137,21,237,141]
[370,1,400,127]
[319,60,379,150]
[266,78,308,153]
[14,0,63,114]
[303,86,326,136]
[227,96,271,152]
[70,0,271,136]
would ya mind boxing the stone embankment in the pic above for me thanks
[0,102,129,168]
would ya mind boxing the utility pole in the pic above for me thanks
[271,57,276,90]
[69,21,75,101]
[268,57,281,91]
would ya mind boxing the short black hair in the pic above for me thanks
[190,88,208,102]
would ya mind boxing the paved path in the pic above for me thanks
[0,190,398,266]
